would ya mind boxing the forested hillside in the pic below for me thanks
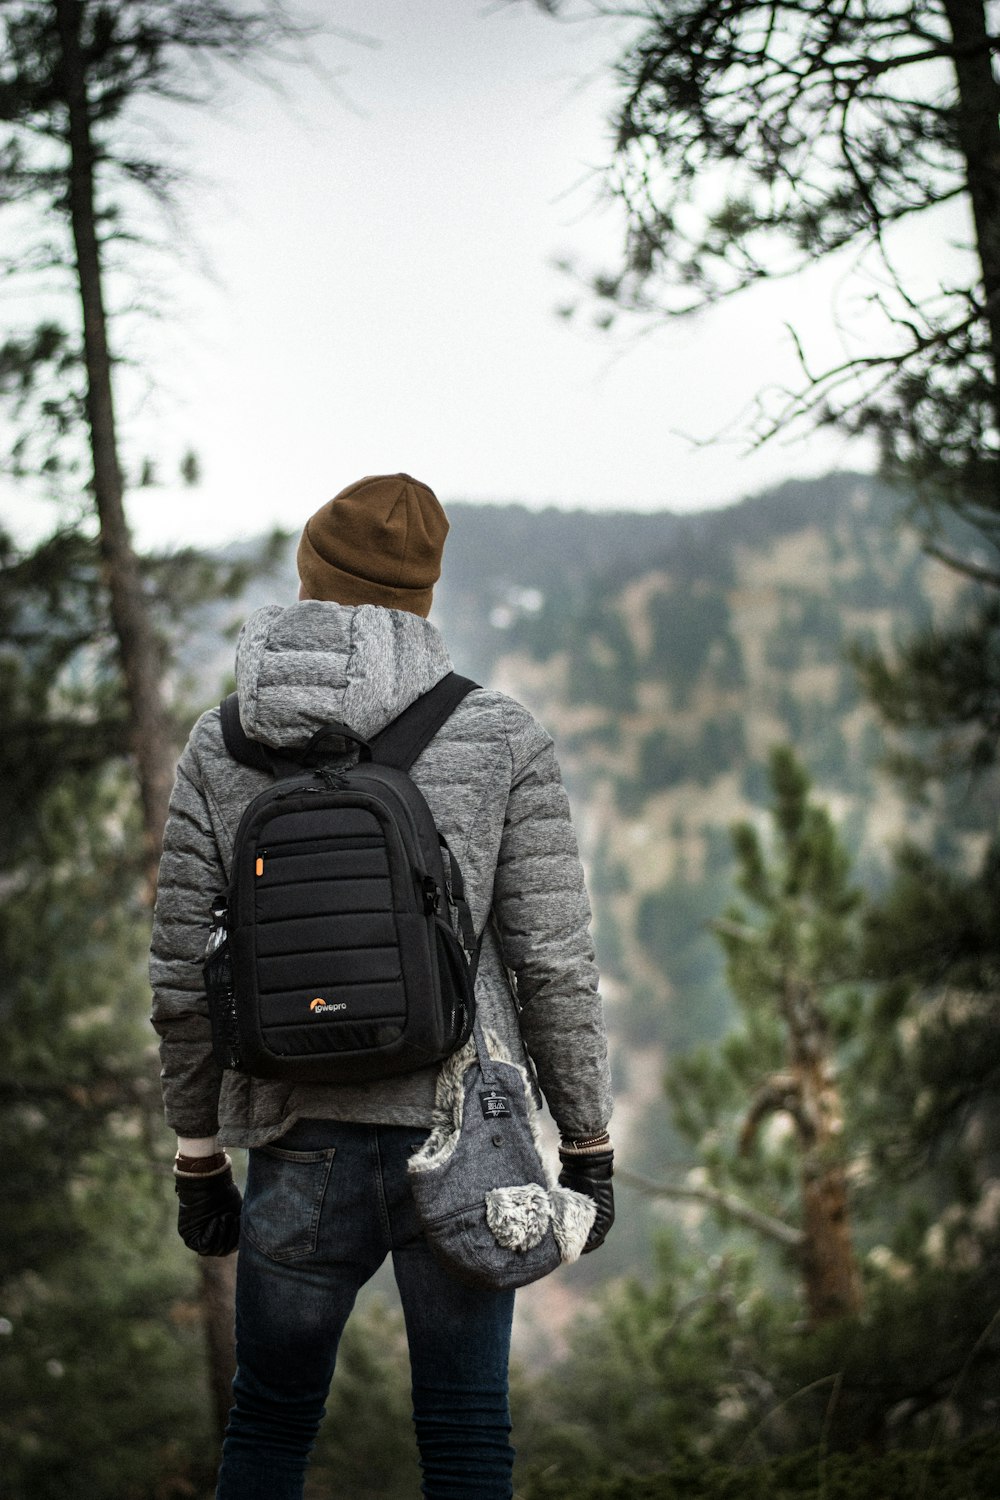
[444,474,964,1197]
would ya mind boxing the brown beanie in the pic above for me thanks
[297,474,449,617]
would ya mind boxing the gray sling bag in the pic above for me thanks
[407,1013,596,1291]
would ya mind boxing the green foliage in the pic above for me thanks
[540,4,1000,1163]
[1,1175,213,1500]
[0,527,128,851]
[854,593,1000,783]
[0,758,216,1499]
[0,324,85,482]
[513,1224,1000,1491]
[637,729,691,793]
[864,839,1000,994]
[0,526,251,1496]
[434,504,683,679]
[520,1434,1000,1500]
[466,484,932,933]
[851,837,1000,1202]
[653,748,871,1328]
[514,1238,777,1483]
[549,0,1000,1103]
[0,521,276,863]
[725,748,861,968]
[633,711,746,797]
[308,1299,420,1500]
[783,1256,1000,1449]
[694,714,747,786]
[765,594,844,673]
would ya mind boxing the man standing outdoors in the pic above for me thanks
[150,474,614,1500]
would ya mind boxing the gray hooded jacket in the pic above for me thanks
[150,601,612,1149]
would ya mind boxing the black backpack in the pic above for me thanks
[204,673,480,1085]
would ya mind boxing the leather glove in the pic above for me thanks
[174,1157,242,1257]
[558,1146,615,1254]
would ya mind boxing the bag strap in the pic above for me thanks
[471,1014,498,1086]
[218,672,480,777]
[369,673,480,771]
[441,836,477,955]
[219,692,273,773]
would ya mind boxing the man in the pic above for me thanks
[150,474,614,1500]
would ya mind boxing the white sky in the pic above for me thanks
[6,0,963,552]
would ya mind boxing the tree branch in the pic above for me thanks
[618,1168,805,1251]
[740,1072,811,1153]
[923,542,1000,589]
[710,916,761,945]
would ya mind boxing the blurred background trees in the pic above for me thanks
[2,1,1000,1496]
[0,523,215,1494]
[0,0,308,868]
[671,747,864,1327]
[512,1,1000,1489]
[543,0,998,493]
[0,0,310,1470]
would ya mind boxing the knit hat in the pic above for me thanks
[296,473,449,617]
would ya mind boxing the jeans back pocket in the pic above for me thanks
[243,1144,336,1262]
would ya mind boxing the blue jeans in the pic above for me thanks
[216,1120,516,1500]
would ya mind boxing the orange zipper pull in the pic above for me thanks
[255,856,264,877]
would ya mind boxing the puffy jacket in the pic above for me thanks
[150,600,613,1149]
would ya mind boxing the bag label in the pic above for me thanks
[480,1090,511,1120]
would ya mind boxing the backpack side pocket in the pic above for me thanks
[204,902,243,1071]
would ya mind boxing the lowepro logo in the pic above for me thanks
[309,997,347,1015]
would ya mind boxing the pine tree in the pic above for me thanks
[530,0,999,507]
[527,749,1000,1472]
[0,0,315,1437]
[662,747,864,1325]
[0,0,311,878]
[854,840,1000,1239]
[0,528,220,1497]
[525,0,1000,822]
[526,0,1000,1335]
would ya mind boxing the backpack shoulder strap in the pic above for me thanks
[219,692,274,774]
[219,672,480,777]
[370,672,480,771]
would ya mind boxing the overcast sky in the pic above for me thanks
[8,0,963,551]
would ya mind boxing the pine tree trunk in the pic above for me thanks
[53,0,236,1439]
[800,1156,859,1325]
[943,0,1000,443]
[785,978,862,1325]
[53,0,174,885]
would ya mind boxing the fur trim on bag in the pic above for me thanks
[408,1029,596,1266]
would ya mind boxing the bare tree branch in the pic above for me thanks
[739,1072,810,1154]
[618,1168,805,1251]
[923,541,1000,588]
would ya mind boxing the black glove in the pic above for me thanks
[558,1146,615,1254]
[174,1159,242,1257]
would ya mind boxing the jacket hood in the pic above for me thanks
[235,601,453,749]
